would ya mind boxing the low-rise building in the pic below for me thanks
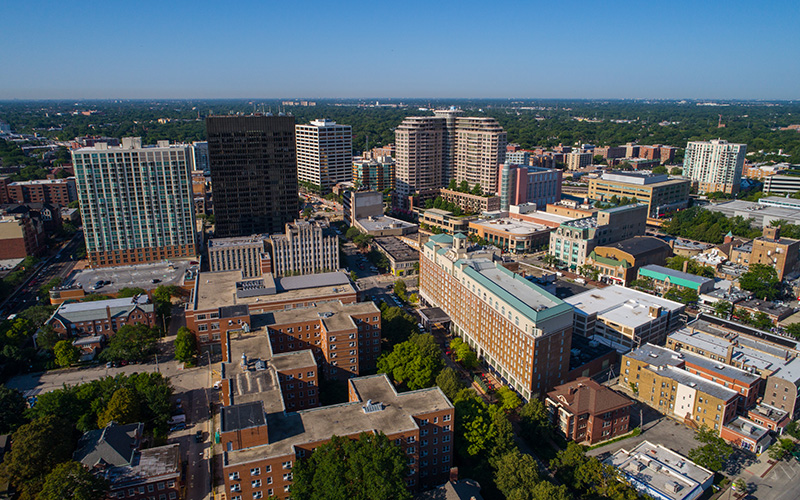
[604,441,713,500]
[420,209,473,235]
[637,265,715,295]
[6,178,77,206]
[736,299,795,325]
[0,213,45,259]
[439,188,501,213]
[565,285,685,352]
[622,344,738,430]
[747,403,790,435]
[748,226,800,280]
[763,357,800,418]
[468,217,552,253]
[270,220,339,277]
[45,295,156,338]
[354,215,418,237]
[208,235,271,278]
[509,203,576,228]
[548,204,647,271]
[586,236,671,285]
[221,374,454,498]
[74,422,181,500]
[705,197,800,229]
[545,377,632,445]
[588,172,690,218]
[343,190,383,225]
[720,416,772,454]
[372,237,418,276]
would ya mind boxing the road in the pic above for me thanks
[1,230,83,318]
[739,458,800,500]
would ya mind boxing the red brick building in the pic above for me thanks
[45,295,156,338]
[679,350,762,411]
[221,374,454,499]
[0,213,46,259]
[6,178,76,206]
[546,377,633,445]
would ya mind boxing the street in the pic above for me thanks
[738,457,800,500]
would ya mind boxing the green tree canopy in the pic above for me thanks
[453,389,501,457]
[97,387,141,428]
[54,340,80,367]
[435,367,464,401]
[99,324,158,362]
[495,386,522,413]
[0,415,75,500]
[687,426,734,472]
[291,433,411,500]
[377,333,442,390]
[38,460,109,500]
[174,326,197,364]
[116,287,146,298]
[739,263,781,301]
[0,385,27,434]
[379,303,417,346]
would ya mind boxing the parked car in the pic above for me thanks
[195,430,203,443]
[169,422,186,432]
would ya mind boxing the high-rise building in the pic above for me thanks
[683,139,747,195]
[188,141,209,174]
[394,116,446,204]
[269,219,339,277]
[420,233,574,399]
[433,107,462,184]
[296,119,353,191]
[207,115,298,238]
[352,156,395,191]
[454,117,506,194]
[71,137,197,267]
[565,151,593,170]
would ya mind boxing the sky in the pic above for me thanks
[1,0,798,100]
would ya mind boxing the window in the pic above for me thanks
[443,414,451,422]
[250,467,260,476]
[253,492,263,499]
[252,480,262,488]
[283,473,292,481]
[149,485,155,492]
[231,485,241,492]
[282,461,292,469]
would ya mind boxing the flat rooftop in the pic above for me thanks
[463,259,563,315]
[373,236,419,262]
[565,285,683,319]
[660,365,738,402]
[605,441,712,500]
[107,444,180,487]
[224,374,452,466]
[192,270,355,311]
[563,216,598,229]
[724,416,769,442]
[681,350,760,385]
[265,300,380,333]
[626,343,685,368]
[470,217,550,235]
[639,265,713,286]
[72,261,197,294]
[356,215,417,232]
[208,235,266,249]
[706,200,800,227]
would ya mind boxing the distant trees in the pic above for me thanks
[739,264,781,301]
[665,255,715,278]
[99,324,159,363]
[116,287,146,298]
[0,385,27,434]
[663,287,699,305]
[662,207,761,244]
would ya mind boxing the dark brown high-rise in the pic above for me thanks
[207,115,298,238]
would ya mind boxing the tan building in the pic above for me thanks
[421,233,575,399]
[420,209,474,235]
[468,217,552,253]
[586,236,671,285]
[208,235,271,279]
[548,204,648,271]
[588,171,690,217]
[565,151,592,170]
[269,220,339,277]
[453,117,506,194]
[394,117,446,203]
[748,226,800,280]
[439,188,501,213]
[0,213,45,258]
[622,344,738,432]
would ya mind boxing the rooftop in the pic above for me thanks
[605,441,713,500]
[600,236,670,257]
[71,260,197,295]
[373,236,419,262]
[469,217,550,235]
[659,365,738,402]
[208,235,267,249]
[106,444,180,487]
[724,416,769,442]
[639,265,714,286]
[49,295,153,325]
[74,422,142,469]
[599,171,670,185]
[224,374,453,466]
[547,377,632,416]
[563,216,598,229]
[749,403,788,423]
[680,350,760,385]
[356,215,417,233]
[565,285,683,321]
[626,343,686,368]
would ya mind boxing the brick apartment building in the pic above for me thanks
[0,212,46,258]
[6,178,77,206]
[546,378,633,445]
[45,295,156,338]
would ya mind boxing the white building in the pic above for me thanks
[454,116,507,194]
[683,139,746,195]
[269,219,339,277]
[605,441,714,500]
[296,119,352,191]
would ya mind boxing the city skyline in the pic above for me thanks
[1,0,798,100]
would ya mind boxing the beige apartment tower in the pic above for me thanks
[454,117,507,194]
[683,139,747,195]
[296,119,353,191]
[394,116,446,201]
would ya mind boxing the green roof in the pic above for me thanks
[588,251,631,268]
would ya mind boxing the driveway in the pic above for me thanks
[587,409,701,460]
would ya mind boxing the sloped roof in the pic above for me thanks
[74,422,142,468]
[547,377,632,416]
[47,295,153,325]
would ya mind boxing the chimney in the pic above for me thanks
[726,343,734,364]
[649,305,662,318]
[764,226,780,241]
[682,260,689,273]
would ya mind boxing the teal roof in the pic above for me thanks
[638,264,713,291]
[453,232,467,239]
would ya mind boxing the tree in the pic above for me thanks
[435,368,464,401]
[664,287,699,305]
[687,426,734,472]
[152,284,180,318]
[0,415,74,500]
[519,399,553,443]
[36,325,60,351]
[713,300,733,319]
[787,323,800,339]
[38,277,63,299]
[493,449,541,499]
[471,183,483,196]
[448,179,458,190]
[496,386,522,413]
[451,338,479,369]
[97,387,140,428]
[732,478,747,495]
[739,264,781,301]
[453,389,499,457]
[652,165,668,174]
[670,167,683,175]
[377,333,442,390]
[291,433,410,500]
[116,287,146,298]
[174,326,197,365]
[38,461,109,500]
[345,226,361,240]
[0,385,27,434]
[54,340,80,367]
[458,180,470,193]
[99,324,158,362]
[393,279,407,300]
[379,303,417,346]
[768,438,795,461]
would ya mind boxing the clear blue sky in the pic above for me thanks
[2,0,798,99]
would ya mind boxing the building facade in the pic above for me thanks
[546,377,632,445]
[269,220,339,277]
[439,188,501,213]
[497,163,562,212]
[683,139,747,195]
[420,233,574,400]
[353,156,395,191]
[587,171,690,217]
[207,115,298,238]
[208,235,270,278]
[71,137,197,267]
[6,178,77,206]
[0,213,45,258]
[453,117,507,194]
[45,295,156,338]
[296,119,353,191]
[586,236,672,285]
[565,151,592,170]
[394,117,446,203]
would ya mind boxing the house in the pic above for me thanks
[45,295,156,338]
[545,377,633,445]
[74,422,181,500]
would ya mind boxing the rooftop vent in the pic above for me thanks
[254,360,267,371]
[362,399,384,414]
